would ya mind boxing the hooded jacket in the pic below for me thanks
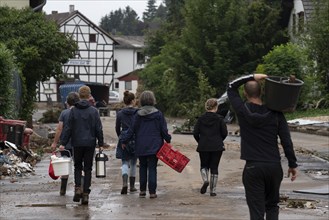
[61,99,104,148]
[120,106,171,156]
[227,74,297,168]
[115,107,138,159]
[193,112,227,152]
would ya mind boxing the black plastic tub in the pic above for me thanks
[264,76,304,112]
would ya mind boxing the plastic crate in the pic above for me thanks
[156,142,190,173]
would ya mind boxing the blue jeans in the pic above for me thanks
[122,157,137,177]
[139,155,158,194]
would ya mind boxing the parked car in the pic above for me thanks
[109,90,120,103]
[217,92,235,124]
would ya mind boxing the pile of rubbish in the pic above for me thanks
[0,116,43,178]
[0,141,40,177]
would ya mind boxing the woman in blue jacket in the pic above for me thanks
[115,91,138,194]
[120,90,171,199]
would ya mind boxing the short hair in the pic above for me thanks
[205,98,218,111]
[123,90,135,105]
[139,90,156,106]
[66,92,80,106]
[244,80,261,98]
[78,85,91,100]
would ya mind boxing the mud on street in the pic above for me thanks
[0,116,328,220]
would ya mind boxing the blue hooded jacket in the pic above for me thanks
[120,106,171,156]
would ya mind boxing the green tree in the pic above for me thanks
[100,7,144,35]
[143,0,157,22]
[262,42,312,107]
[0,43,15,118]
[243,0,288,72]
[0,7,77,121]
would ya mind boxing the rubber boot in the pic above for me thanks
[81,193,89,205]
[129,177,137,192]
[73,186,82,202]
[210,174,218,196]
[200,168,209,194]
[121,174,128,194]
[60,178,68,196]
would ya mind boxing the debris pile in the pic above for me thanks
[0,141,40,177]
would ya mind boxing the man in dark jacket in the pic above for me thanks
[60,85,104,205]
[227,74,297,220]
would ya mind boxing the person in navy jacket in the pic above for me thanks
[120,90,171,199]
[115,91,138,194]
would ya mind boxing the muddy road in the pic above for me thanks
[0,116,328,219]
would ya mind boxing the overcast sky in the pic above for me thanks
[43,0,163,25]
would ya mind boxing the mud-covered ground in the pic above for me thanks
[0,116,328,220]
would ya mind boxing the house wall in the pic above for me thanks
[113,48,144,98]
[288,0,305,38]
[118,80,139,100]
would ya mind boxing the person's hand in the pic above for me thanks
[253,73,267,81]
[51,143,57,151]
[58,145,65,151]
[99,146,104,151]
[121,143,126,150]
[288,167,297,181]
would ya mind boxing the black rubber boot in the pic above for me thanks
[60,178,68,196]
[129,177,137,192]
[121,174,128,194]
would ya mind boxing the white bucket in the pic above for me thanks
[51,158,72,176]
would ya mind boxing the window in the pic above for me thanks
[137,52,145,64]
[115,82,119,89]
[113,59,118,72]
[298,12,304,33]
[125,81,132,90]
[89,34,96,43]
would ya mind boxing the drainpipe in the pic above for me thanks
[32,0,47,12]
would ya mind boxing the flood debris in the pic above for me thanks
[280,195,317,209]
[0,141,40,177]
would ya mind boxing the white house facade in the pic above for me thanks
[287,0,315,39]
[38,6,117,102]
[112,36,146,99]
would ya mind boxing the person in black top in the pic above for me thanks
[227,74,298,220]
[193,98,228,196]
[60,85,104,205]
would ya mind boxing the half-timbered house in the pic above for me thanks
[38,5,117,103]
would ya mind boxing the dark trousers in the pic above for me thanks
[199,151,223,174]
[139,155,158,194]
[73,146,95,193]
[243,162,283,220]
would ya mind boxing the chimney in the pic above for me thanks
[69,5,74,13]
[51,11,58,14]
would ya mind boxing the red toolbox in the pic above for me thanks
[156,142,190,173]
[0,117,28,147]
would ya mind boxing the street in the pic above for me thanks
[0,116,328,220]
